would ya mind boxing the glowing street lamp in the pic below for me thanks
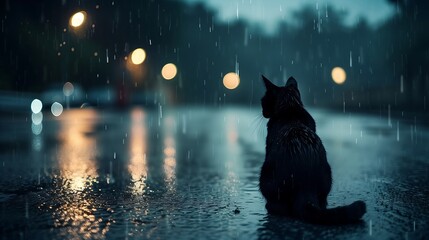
[70,11,86,28]
[161,63,177,80]
[223,72,240,90]
[131,48,146,65]
[331,67,346,85]
[31,99,43,114]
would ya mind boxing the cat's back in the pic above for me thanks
[266,120,326,170]
[267,119,321,148]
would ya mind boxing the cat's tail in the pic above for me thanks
[302,201,366,225]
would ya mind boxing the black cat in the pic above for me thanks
[259,75,366,224]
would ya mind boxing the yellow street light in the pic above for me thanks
[131,48,146,65]
[331,67,347,85]
[161,63,177,80]
[70,11,86,28]
[223,72,240,90]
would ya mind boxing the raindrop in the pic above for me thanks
[235,56,239,75]
[388,104,392,127]
[25,198,29,219]
[325,3,328,17]
[396,121,400,141]
[369,219,372,236]
[400,75,404,93]
[244,28,248,46]
[414,117,417,133]
[182,114,187,134]
[349,51,353,67]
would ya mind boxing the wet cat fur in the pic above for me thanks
[259,75,366,224]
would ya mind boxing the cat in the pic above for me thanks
[259,75,366,224]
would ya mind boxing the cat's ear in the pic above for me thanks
[262,75,277,90]
[286,76,298,87]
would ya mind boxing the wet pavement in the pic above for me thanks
[0,106,428,239]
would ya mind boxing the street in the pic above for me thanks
[1,106,428,239]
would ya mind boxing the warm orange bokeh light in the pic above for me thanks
[131,48,146,65]
[331,67,347,85]
[161,63,178,80]
[70,11,86,28]
[223,72,240,90]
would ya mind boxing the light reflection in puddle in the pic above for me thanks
[224,111,241,195]
[52,109,109,239]
[128,108,148,195]
[57,109,99,191]
[163,116,176,193]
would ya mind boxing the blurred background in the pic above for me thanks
[1,0,428,112]
[1,1,429,239]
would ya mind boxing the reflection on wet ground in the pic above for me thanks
[0,107,428,239]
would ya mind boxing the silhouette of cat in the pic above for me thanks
[259,75,366,224]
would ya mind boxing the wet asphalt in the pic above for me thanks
[0,106,428,239]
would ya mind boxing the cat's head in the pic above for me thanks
[261,75,303,118]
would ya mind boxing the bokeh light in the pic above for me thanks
[31,112,43,125]
[70,11,86,28]
[51,102,64,117]
[63,82,74,97]
[31,99,43,113]
[131,48,146,65]
[223,72,240,90]
[161,63,177,80]
[31,123,43,135]
[331,67,347,85]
